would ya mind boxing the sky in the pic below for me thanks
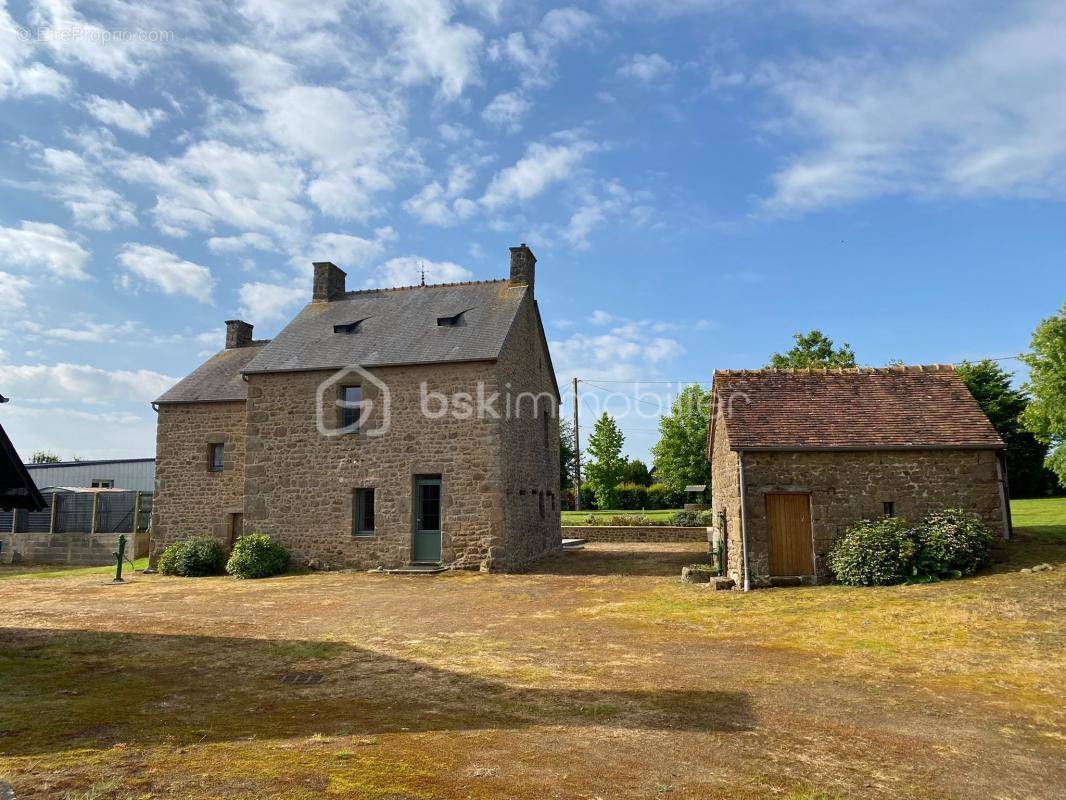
[0,0,1063,465]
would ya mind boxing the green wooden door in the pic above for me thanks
[413,476,442,562]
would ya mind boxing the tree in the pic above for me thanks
[1021,303,1066,487]
[768,330,857,369]
[957,359,1058,497]
[620,458,652,487]
[30,450,61,464]
[559,417,576,492]
[651,384,712,493]
[584,413,626,509]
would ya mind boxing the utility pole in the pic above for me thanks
[572,377,581,511]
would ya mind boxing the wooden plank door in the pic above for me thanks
[766,493,813,576]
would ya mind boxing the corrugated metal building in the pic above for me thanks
[25,458,155,492]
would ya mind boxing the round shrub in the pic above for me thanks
[912,509,993,580]
[827,517,916,586]
[226,533,289,579]
[157,536,227,577]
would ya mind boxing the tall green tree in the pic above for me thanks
[768,330,857,369]
[1021,303,1066,487]
[651,384,712,493]
[559,417,576,492]
[30,450,61,464]
[620,458,652,487]
[957,359,1058,497]
[584,413,626,509]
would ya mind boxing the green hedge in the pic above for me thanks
[828,509,993,586]
[158,536,227,577]
[226,533,289,579]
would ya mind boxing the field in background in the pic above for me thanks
[561,508,682,524]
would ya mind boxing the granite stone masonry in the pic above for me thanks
[152,245,561,572]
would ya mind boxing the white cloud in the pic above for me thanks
[482,90,532,131]
[0,3,70,99]
[238,281,305,323]
[550,327,685,382]
[480,135,599,210]
[0,221,90,280]
[562,181,654,248]
[117,244,215,301]
[307,232,387,269]
[370,256,473,288]
[588,310,614,325]
[83,95,167,136]
[0,272,33,314]
[20,319,140,343]
[376,0,483,99]
[121,140,309,240]
[0,361,177,406]
[404,161,481,227]
[617,53,673,85]
[206,232,276,253]
[761,2,1066,212]
[489,7,598,89]
[26,143,137,231]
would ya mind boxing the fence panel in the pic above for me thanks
[98,493,136,533]
[54,493,94,533]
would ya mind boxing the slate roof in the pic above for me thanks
[242,280,526,374]
[154,343,268,404]
[710,365,1004,452]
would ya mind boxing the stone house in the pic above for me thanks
[151,245,561,572]
[707,366,1009,588]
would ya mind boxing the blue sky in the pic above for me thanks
[0,0,1063,464]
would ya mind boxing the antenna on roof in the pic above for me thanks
[420,261,426,286]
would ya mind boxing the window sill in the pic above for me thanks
[353,532,375,538]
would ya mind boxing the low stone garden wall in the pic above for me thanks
[562,526,711,543]
[0,531,149,566]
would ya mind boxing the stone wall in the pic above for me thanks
[150,401,247,562]
[243,361,511,571]
[562,526,709,543]
[709,412,742,585]
[738,448,1008,585]
[495,292,563,569]
[0,531,149,566]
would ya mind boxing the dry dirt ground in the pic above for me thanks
[0,537,1063,800]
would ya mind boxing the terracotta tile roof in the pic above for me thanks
[710,365,1004,451]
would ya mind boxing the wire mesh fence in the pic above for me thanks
[0,490,153,534]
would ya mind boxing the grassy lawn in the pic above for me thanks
[1010,496,1066,542]
[0,521,1063,799]
[0,557,149,581]
[561,508,683,524]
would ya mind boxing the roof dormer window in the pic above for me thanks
[437,308,472,327]
[333,319,367,334]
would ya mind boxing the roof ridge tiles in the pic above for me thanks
[340,278,511,297]
[712,364,956,377]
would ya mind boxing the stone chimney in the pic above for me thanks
[225,320,254,349]
[509,243,536,290]
[313,261,347,301]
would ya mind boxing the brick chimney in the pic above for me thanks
[509,243,536,290]
[225,320,254,349]
[313,261,347,301]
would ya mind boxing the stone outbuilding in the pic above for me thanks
[707,366,1010,588]
[151,245,561,572]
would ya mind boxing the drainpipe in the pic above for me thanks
[737,450,751,592]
